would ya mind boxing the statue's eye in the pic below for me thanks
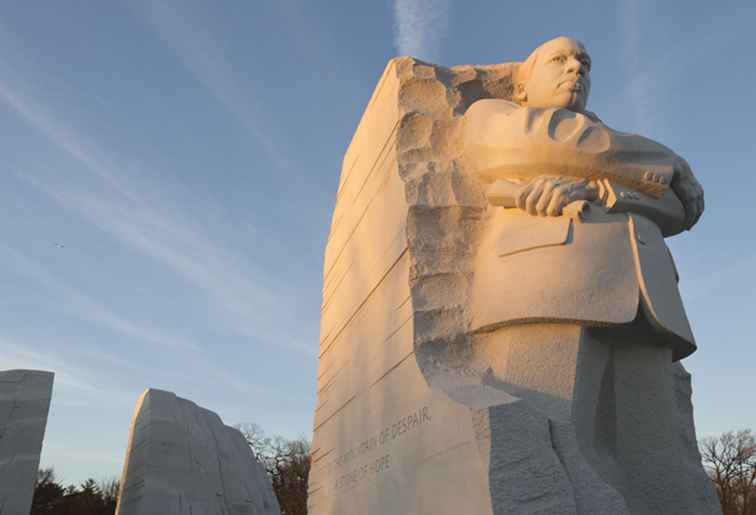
[551,55,566,63]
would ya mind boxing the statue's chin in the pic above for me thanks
[556,92,586,113]
[554,100,586,114]
[569,92,588,112]
[528,92,586,113]
[565,103,586,114]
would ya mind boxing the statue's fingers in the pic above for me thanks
[516,182,533,211]
[525,182,544,215]
[564,188,581,207]
[536,180,557,216]
[582,180,599,201]
[558,193,574,216]
[546,186,567,216]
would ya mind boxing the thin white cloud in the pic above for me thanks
[0,336,134,483]
[31,184,310,352]
[1,247,197,351]
[619,0,656,132]
[0,75,134,201]
[131,0,290,170]
[0,65,314,356]
[677,252,756,306]
[0,336,132,407]
[392,0,451,62]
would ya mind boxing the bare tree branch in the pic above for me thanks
[701,429,756,515]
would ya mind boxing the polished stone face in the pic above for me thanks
[115,389,281,515]
[520,36,591,113]
[0,369,54,515]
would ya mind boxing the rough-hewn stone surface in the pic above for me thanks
[308,46,718,514]
[115,389,280,515]
[309,57,508,515]
[0,369,54,515]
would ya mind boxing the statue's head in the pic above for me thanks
[515,36,591,113]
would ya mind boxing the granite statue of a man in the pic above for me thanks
[307,35,719,515]
[461,36,719,514]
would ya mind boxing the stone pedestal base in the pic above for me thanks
[456,319,721,514]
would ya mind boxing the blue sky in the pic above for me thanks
[0,1,753,484]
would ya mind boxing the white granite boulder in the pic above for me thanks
[0,369,54,515]
[115,389,280,515]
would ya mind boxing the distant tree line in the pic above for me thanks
[31,426,751,515]
[31,468,118,515]
[31,423,311,515]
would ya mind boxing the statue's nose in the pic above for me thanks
[566,57,586,76]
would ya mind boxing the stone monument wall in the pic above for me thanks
[308,58,519,515]
[115,388,280,515]
[0,369,54,515]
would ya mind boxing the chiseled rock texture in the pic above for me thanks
[308,56,503,515]
[0,369,54,515]
[307,54,719,515]
[115,389,280,515]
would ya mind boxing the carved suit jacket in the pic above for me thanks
[463,99,695,360]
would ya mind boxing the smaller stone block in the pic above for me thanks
[0,369,55,515]
[115,388,281,515]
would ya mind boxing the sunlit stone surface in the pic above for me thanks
[307,36,719,515]
[115,389,280,515]
[0,369,54,515]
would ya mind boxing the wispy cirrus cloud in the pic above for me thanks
[0,335,135,482]
[619,0,659,133]
[0,62,314,356]
[33,183,296,348]
[130,0,290,170]
[1,247,197,351]
[392,0,451,62]
[0,72,134,200]
[0,335,132,407]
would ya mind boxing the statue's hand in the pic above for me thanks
[515,176,598,216]
[671,157,704,230]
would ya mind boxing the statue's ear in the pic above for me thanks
[514,82,527,104]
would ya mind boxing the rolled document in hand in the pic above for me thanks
[484,178,591,220]
[485,179,523,207]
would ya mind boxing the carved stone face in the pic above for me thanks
[521,37,591,113]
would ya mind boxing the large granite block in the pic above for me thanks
[115,389,280,515]
[0,369,54,515]
[308,55,517,515]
